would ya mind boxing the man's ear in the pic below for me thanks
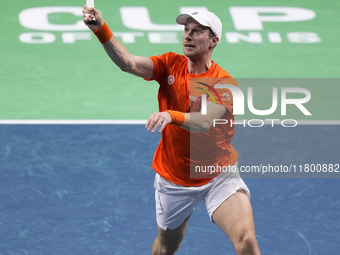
[210,37,219,49]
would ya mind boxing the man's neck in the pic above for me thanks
[187,57,212,75]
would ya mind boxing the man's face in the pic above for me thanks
[182,18,217,58]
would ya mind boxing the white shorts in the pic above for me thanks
[154,162,251,230]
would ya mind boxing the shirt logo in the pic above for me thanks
[196,82,223,106]
[223,92,231,101]
[168,75,175,85]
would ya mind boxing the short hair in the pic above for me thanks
[208,28,215,38]
[208,28,218,49]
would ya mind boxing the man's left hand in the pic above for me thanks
[146,112,172,133]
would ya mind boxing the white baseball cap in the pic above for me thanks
[176,11,222,41]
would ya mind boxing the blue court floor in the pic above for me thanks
[0,125,339,255]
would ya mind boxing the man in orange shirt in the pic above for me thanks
[83,6,260,255]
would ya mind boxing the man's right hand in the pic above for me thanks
[82,5,104,31]
[82,5,154,79]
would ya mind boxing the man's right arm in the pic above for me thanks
[83,5,154,80]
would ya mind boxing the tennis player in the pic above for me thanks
[83,6,261,255]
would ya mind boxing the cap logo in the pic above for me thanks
[192,12,198,15]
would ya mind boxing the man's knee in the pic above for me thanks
[153,215,191,255]
[155,237,181,255]
[159,245,181,255]
[234,231,259,255]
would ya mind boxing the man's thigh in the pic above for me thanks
[203,170,251,221]
[212,190,256,246]
[154,214,191,253]
[154,173,199,231]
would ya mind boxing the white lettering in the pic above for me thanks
[248,87,278,115]
[62,32,91,43]
[229,7,316,30]
[19,32,56,44]
[114,32,144,43]
[248,119,265,127]
[226,32,262,43]
[201,94,207,115]
[287,32,321,43]
[265,119,280,127]
[19,7,87,31]
[268,32,282,43]
[281,119,298,127]
[281,88,312,116]
[213,119,228,127]
[120,7,208,31]
[148,33,179,44]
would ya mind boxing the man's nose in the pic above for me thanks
[184,31,192,41]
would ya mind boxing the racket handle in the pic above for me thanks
[86,0,96,21]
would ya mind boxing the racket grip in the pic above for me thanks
[86,0,96,21]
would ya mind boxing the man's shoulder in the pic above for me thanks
[161,52,186,63]
[214,62,233,78]
[161,51,184,57]
[153,52,187,69]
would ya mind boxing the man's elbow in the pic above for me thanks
[118,59,136,74]
[119,64,133,73]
